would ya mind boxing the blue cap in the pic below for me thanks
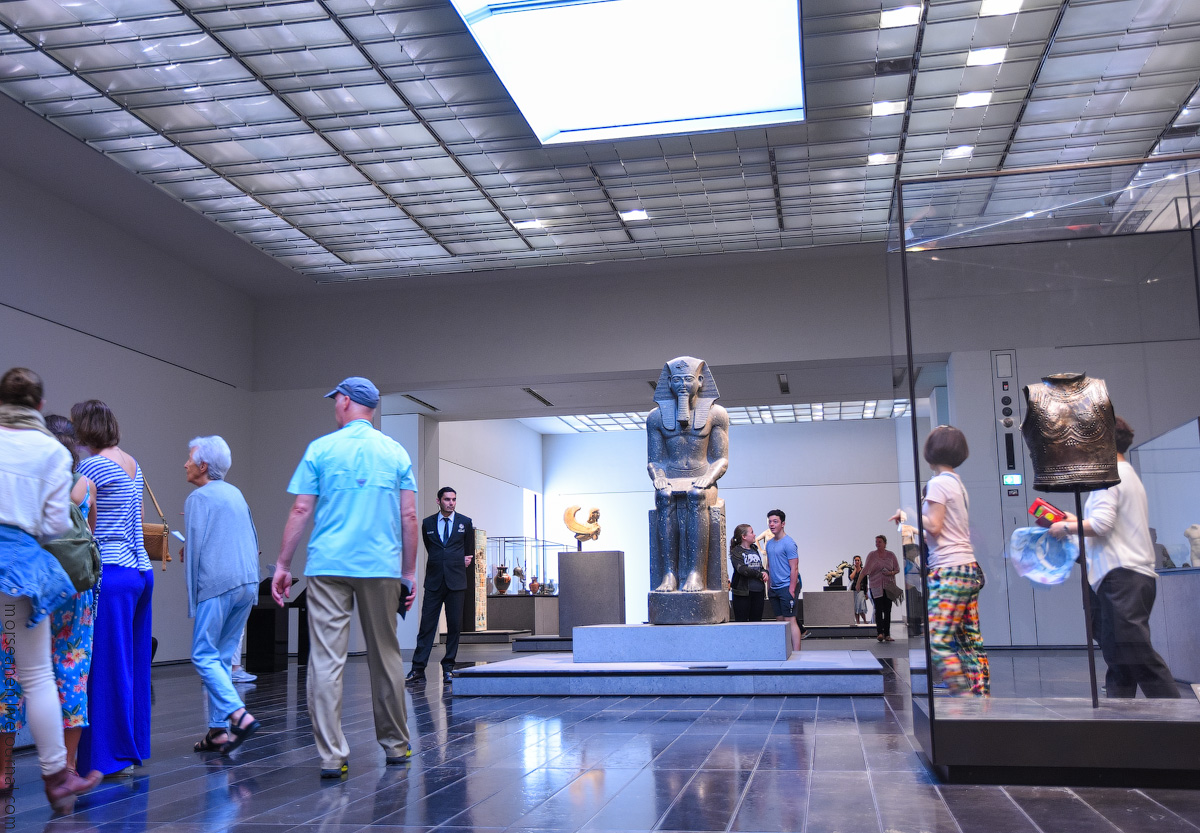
[325,376,379,408]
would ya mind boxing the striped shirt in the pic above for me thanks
[76,455,150,570]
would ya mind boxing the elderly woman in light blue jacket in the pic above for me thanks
[184,435,261,755]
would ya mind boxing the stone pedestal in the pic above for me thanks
[487,594,559,635]
[805,590,853,626]
[574,622,790,662]
[648,589,729,625]
[558,550,625,635]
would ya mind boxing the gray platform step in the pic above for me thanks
[452,650,883,696]
[512,636,572,652]
[439,629,530,644]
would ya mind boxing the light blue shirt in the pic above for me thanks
[765,534,799,590]
[288,419,417,578]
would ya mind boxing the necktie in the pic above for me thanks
[441,517,450,544]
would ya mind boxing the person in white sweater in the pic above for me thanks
[0,367,102,809]
[1050,416,1178,698]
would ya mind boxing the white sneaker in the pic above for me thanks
[232,668,257,683]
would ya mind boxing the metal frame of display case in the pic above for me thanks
[486,536,568,595]
[889,150,1200,786]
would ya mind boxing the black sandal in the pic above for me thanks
[194,728,227,753]
[221,710,260,755]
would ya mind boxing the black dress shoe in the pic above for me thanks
[442,668,453,685]
[404,670,426,686]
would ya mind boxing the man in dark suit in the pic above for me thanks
[406,487,475,686]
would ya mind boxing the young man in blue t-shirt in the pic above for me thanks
[765,509,803,651]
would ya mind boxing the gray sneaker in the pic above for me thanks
[232,668,257,683]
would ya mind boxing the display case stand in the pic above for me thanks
[1074,489,1100,709]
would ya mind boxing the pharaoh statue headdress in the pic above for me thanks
[653,356,720,431]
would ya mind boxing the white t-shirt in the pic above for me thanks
[922,471,975,569]
[1082,460,1156,590]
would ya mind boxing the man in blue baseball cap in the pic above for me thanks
[272,376,418,778]
[323,376,379,409]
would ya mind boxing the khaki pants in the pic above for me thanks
[306,576,409,769]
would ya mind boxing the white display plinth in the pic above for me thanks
[573,622,790,663]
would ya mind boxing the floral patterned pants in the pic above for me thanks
[927,563,989,696]
[0,587,97,729]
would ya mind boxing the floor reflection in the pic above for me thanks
[0,642,1192,833]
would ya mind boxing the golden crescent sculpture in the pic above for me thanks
[563,505,601,542]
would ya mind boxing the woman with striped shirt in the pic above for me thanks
[74,400,154,778]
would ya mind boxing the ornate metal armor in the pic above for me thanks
[1021,373,1119,493]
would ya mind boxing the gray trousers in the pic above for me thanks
[306,576,409,768]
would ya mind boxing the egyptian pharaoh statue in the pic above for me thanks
[646,356,730,624]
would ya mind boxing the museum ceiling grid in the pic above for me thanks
[0,0,1198,283]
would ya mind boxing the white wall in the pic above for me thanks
[439,419,543,538]
[251,244,892,394]
[543,419,904,624]
[1135,419,1200,567]
[0,165,258,663]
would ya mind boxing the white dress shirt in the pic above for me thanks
[1083,460,1157,589]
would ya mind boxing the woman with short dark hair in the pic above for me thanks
[895,425,989,695]
[0,368,102,808]
[74,400,154,776]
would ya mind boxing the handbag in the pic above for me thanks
[883,580,903,602]
[43,475,101,593]
[142,476,172,569]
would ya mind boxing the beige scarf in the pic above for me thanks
[0,404,53,437]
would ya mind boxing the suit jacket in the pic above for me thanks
[422,512,476,592]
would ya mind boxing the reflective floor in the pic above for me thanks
[7,639,1200,833]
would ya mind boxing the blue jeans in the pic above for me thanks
[192,585,255,727]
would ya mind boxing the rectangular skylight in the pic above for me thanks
[942,145,974,159]
[872,100,906,117]
[955,91,992,108]
[979,0,1022,16]
[619,209,649,222]
[557,400,912,432]
[880,5,923,28]
[448,0,805,145]
[868,153,897,165]
[967,47,1006,66]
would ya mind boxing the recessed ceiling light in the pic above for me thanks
[513,220,542,229]
[619,209,649,221]
[872,100,906,117]
[942,145,974,159]
[979,0,1022,16]
[868,153,897,165]
[967,47,1007,66]
[955,91,992,108]
[880,5,923,28]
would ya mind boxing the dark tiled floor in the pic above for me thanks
[5,639,1199,833]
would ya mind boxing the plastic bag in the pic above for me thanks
[1008,526,1079,585]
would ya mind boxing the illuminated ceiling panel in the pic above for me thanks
[448,0,805,144]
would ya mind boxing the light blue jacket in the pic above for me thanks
[184,480,260,618]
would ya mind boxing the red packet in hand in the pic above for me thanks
[1029,497,1065,527]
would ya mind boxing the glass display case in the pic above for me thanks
[485,536,568,595]
[888,151,1200,784]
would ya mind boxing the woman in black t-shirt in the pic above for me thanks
[729,524,769,622]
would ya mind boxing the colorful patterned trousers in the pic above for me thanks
[927,562,989,695]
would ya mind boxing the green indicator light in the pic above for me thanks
[1002,474,1022,486]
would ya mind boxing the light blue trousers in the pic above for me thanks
[192,584,255,728]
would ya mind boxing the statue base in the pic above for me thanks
[648,590,729,625]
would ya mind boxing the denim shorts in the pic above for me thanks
[768,585,796,618]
